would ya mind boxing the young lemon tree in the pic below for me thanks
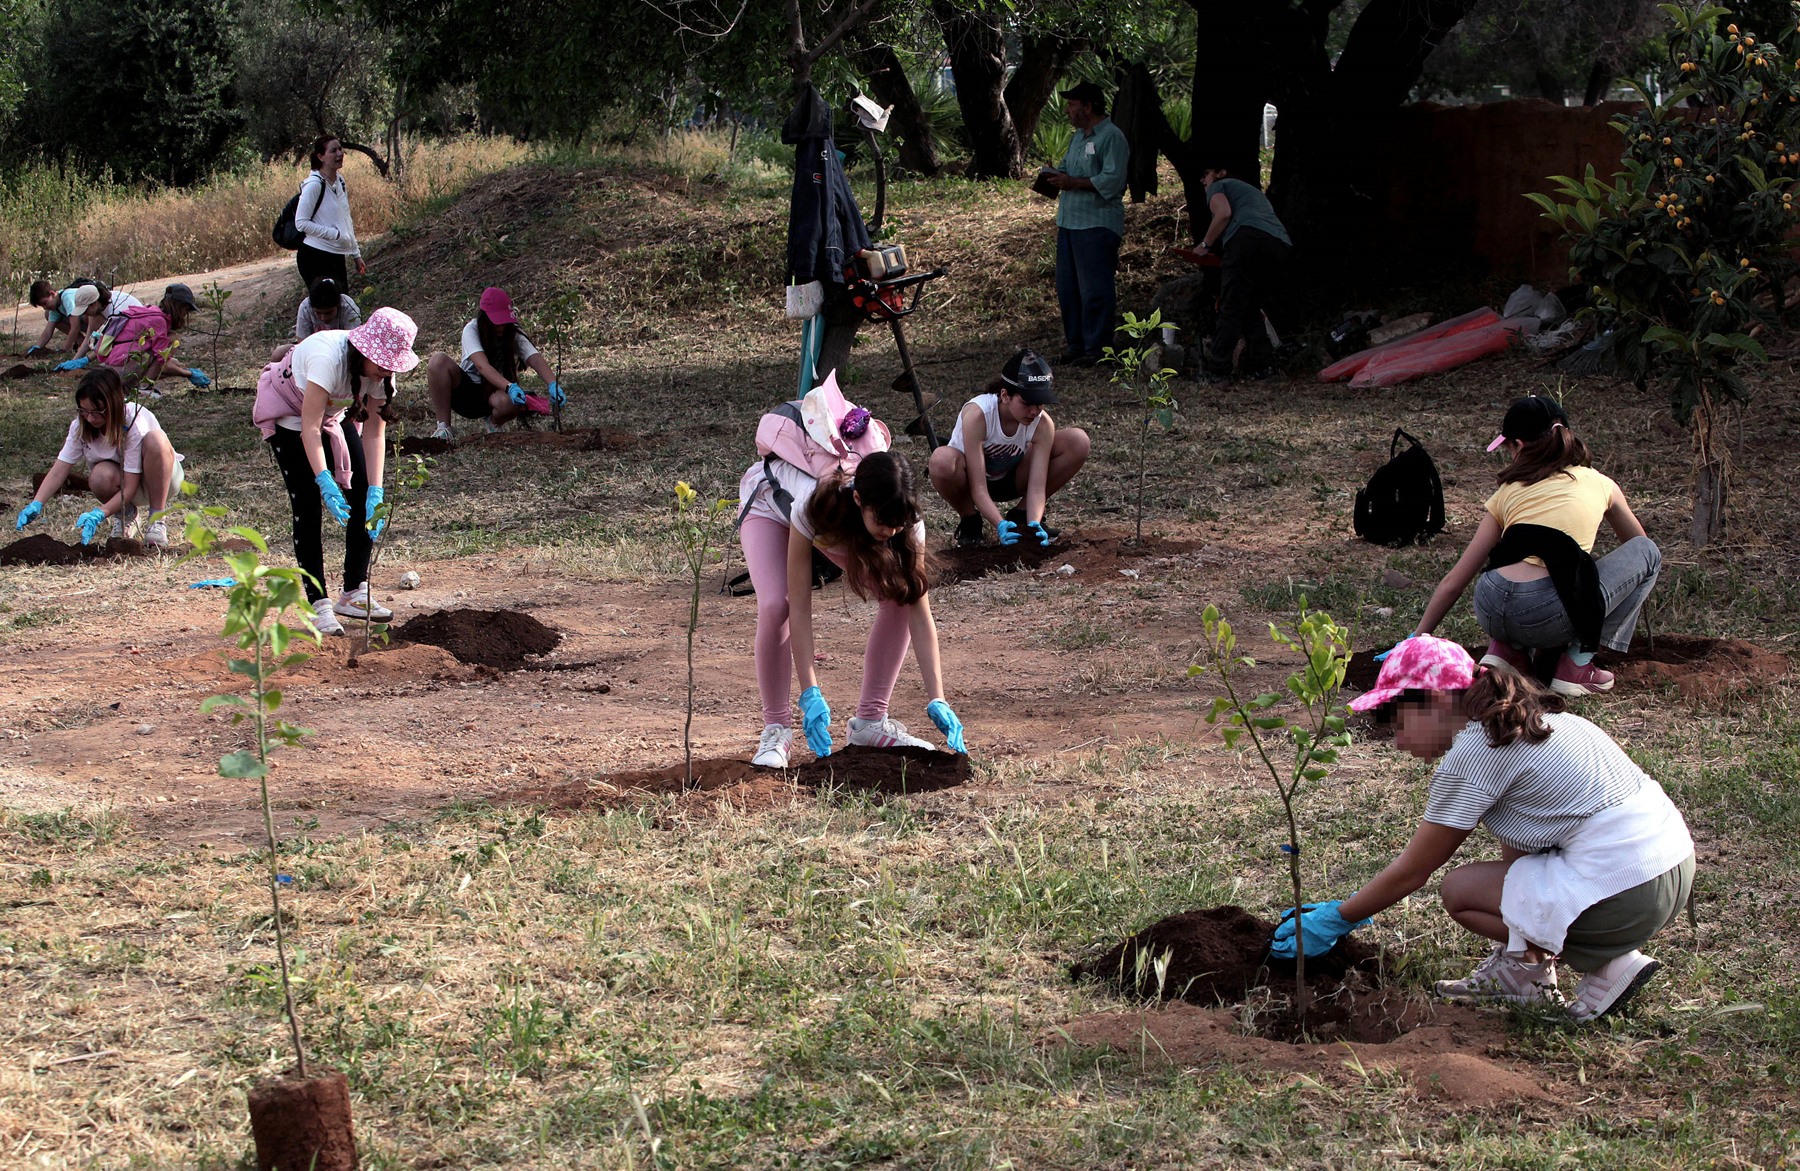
[674,481,735,788]
[1101,309,1178,545]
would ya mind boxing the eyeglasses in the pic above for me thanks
[77,405,107,420]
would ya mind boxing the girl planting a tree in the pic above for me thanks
[253,308,420,636]
[737,382,965,768]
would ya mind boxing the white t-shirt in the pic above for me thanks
[56,404,180,475]
[947,393,1043,479]
[288,329,390,421]
[739,458,926,546]
[459,318,539,380]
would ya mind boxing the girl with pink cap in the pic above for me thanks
[1273,635,1695,1024]
[253,307,420,635]
[423,287,564,440]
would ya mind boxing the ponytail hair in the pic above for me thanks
[1496,424,1592,487]
[1460,667,1565,748]
[803,451,932,605]
[344,338,400,425]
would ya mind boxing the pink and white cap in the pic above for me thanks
[478,286,516,325]
[346,307,421,374]
[1347,634,1480,712]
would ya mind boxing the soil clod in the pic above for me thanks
[247,1070,358,1171]
[936,531,1205,585]
[0,534,148,566]
[1601,633,1788,702]
[393,427,642,457]
[392,608,562,670]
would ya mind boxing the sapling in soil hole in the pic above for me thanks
[355,446,434,659]
[541,289,582,433]
[198,280,231,388]
[673,481,735,788]
[183,515,360,1169]
[1101,310,1178,544]
[1192,601,1351,1023]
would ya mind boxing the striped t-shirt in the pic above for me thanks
[1423,714,1646,852]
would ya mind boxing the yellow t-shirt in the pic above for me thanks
[1485,466,1618,564]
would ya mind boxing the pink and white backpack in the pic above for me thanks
[741,371,891,523]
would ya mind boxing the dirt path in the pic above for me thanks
[0,533,1302,848]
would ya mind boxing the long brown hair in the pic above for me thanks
[804,451,931,604]
[1496,425,1593,487]
[477,310,524,382]
[160,295,192,331]
[1460,667,1565,747]
[344,338,400,424]
[309,133,340,170]
[75,367,130,453]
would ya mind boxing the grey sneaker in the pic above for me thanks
[430,421,455,441]
[311,597,345,637]
[142,520,169,548]
[1434,946,1563,1006]
[1566,950,1660,1023]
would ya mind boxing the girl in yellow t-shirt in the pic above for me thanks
[1403,396,1661,697]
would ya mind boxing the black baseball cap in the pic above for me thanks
[1001,348,1057,405]
[1488,395,1569,452]
[1061,82,1107,109]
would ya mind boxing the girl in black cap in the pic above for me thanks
[928,348,1090,547]
[1397,395,1661,696]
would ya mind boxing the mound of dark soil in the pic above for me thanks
[1345,645,1485,694]
[4,363,35,380]
[393,427,642,457]
[936,531,1206,585]
[0,534,148,566]
[1076,905,1400,1042]
[391,608,561,670]
[1601,633,1788,702]
[31,470,91,497]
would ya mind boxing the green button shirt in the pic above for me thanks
[1056,117,1129,238]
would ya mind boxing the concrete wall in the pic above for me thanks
[1371,99,1635,287]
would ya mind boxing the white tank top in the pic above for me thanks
[948,393,1040,477]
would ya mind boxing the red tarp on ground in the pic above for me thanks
[1318,307,1501,382]
[1348,316,1539,387]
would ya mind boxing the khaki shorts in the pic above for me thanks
[130,457,184,509]
[1561,853,1695,973]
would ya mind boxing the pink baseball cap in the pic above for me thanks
[478,287,516,326]
[346,307,421,374]
[1347,635,1480,712]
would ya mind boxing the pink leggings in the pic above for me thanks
[740,515,912,727]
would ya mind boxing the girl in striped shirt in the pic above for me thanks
[1272,636,1695,1023]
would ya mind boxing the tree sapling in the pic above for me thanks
[198,279,232,387]
[673,481,735,788]
[1101,309,1178,545]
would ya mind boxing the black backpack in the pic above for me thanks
[272,179,331,251]
[1354,428,1446,547]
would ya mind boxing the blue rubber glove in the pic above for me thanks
[507,383,526,406]
[547,381,566,406]
[54,357,89,372]
[926,699,966,753]
[76,508,107,545]
[15,501,42,530]
[1025,521,1051,547]
[314,470,351,526]
[799,685,832,758]
[25,345,50,358]
[1373,633,1419,663]
[364,484,387,539]
[1268,899,1372,959]
[996,519,1020,546]
[188,367,211,388]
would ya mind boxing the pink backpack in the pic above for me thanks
[740,372,891,524]
[96,306,171,368]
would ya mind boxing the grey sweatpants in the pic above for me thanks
[1473,535,1662,654]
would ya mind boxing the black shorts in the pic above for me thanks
[450,370,496,418]
[984,462,1025,503]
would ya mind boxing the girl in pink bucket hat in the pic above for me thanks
[1271,635,1696,1024]
[254,306,419,636]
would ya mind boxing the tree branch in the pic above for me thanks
[803,0,885,70]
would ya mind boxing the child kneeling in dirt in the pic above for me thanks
[424,287,563,440]
[15,367,184,547]
[253,308,420,636]
[739,444,966,768]
[1274,636,1695,1024]
[928,348,1089,548]
[271,278,363,362]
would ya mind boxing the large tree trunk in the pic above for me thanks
[1111,62,1161,203]
[1167,0,1273,240]
[850,35,941,176]
[932,2,1024,179]
[1006,31,1088,154]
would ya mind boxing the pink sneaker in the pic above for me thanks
[1551,655,1615,697]
[1479,640,1532,673]
[1567,950,1661,1023]
[1434,946,1563,1007]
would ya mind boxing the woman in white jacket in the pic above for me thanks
[295,134,366,294]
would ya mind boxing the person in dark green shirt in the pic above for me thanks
[1047,82,1129,366]
[1195,162,1292,381]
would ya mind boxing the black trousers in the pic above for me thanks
[1208,227,1291,373]
[267,425,371,603]
[296,243,349,295]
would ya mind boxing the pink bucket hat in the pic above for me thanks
[478,287,516,326]
[1348,635,1480,712]
[346,307,420,374]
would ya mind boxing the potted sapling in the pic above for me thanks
[1192,600,1352,1025]
[184,514,359,1170]
[1101,310,1178,545]
[673,481,735,788]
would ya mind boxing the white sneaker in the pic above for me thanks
[430,421,455,441]
[752,724,793,768]
[846,716,933,750]
[333,583,393,621]
[1434,945,1563,1006]
[1566,950,1661,1023]
[311,597,345,637]
[142,520,169,548]
[111,504,138,540]
[484,418,504,434]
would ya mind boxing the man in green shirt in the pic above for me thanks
[1046,82,1129,367]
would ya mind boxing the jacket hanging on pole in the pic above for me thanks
[784,83,872,287]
